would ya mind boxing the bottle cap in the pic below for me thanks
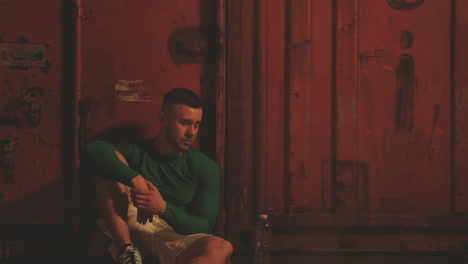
[259,214,268,219]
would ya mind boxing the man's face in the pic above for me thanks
[163,104,202,153]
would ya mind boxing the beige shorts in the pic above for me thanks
[96,203,211,264]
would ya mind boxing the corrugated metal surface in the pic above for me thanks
[454,0,468,213]
[358,0,451,213]
[225,0,255,232]
[78,0,223,237]
[0,0,69,225]
[0,0,224,259]
[80,0,219,153]
[0,0,467,258]
[225,0,468,252]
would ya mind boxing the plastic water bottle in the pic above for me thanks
[253,214,272,264]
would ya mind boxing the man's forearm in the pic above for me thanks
[130,175,147,188]
[130,176,167,216]
[81,141,140,186]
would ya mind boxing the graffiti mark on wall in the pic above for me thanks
[22,87,43,127]
[359,50,393,64]
[3,78,14,93]
[0,135,19,184]
[395,54,415,131]
[0,43,47,68]
[385,0,425,11]
[426,104,440,160]
[167,26,220,67]
[400,31,414,49]
[4,87,44,128]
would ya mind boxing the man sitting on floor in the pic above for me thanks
[81,87,233,264]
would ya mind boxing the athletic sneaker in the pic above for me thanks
[117,243,142,264]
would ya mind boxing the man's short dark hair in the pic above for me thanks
[162,87,202,109]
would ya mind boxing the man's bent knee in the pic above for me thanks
[177,236,233,264]
[199,236,233,261]
[205,236,233,257]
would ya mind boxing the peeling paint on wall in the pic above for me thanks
[0,135,18,184]
[426,104,440,160]
[395,54,414,131]
[115,80,152,102]
[0,43,47,68]
[385,0,425,11]
[4,87,44,128]
[21,87,43,128]
[400,30,414,49]
[359,49,393,64]
[167,26,219,67]
[455,82,466,148]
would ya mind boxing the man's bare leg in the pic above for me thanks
[95,176,132,251]
[176,236,233,264]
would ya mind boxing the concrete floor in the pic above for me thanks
[0,253,466,264]
[2,225,467,263]
[232,253,467,264]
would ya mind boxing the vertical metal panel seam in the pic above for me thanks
[224,0,232,227]
[216,0,227,235]
[355,0,361,212]
[283,0,292,214]
[331,0,338,214]
[68,0,81,243]
[252,0,261,217]
[450,0,456,214]
[75,0,83,242]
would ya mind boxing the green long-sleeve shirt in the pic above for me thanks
[80,139,221,235]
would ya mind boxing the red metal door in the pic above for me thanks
[225,0,468,253]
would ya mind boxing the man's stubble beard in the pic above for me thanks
[165,129,190,153]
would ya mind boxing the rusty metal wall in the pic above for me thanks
[356,0,451,214]
[78,0,224,239]
[0,0,80,259]
[454,0,468,214]
[0,0,71,226]
[80,0,220,156]
[1,0,467,258]
[0,0,223,259]
[225,0,468,253]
